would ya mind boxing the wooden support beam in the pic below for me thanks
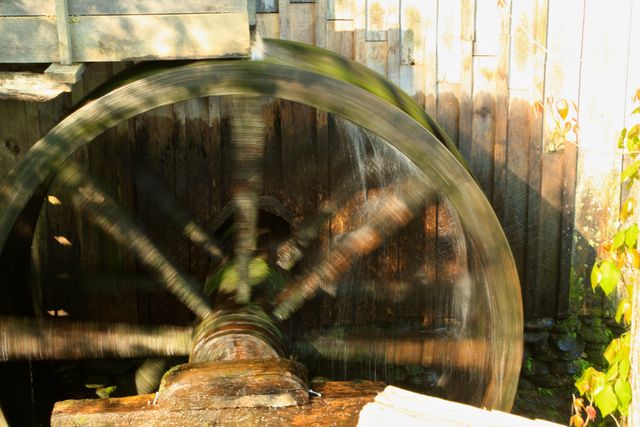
[55,0,72,64]
[51,380,384,426]
[156,359,308,410]
[0,71,70,102]
[44,63,85,84]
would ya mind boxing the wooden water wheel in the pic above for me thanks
[0,39,522,425]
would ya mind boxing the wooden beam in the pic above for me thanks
[51,381,384,426]
[44,63,85,84]
[358,386,563,427]
[0,0,246,16]
[0,13,250,63]
[156,359,308,410]
[0,71,70,102]
[55,0,72,64]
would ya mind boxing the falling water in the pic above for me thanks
[290,116,481,403]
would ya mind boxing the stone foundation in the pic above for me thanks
[513,315,625,425]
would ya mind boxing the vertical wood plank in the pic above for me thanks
[503,0,534,304]
[326,20,355,58]
[572,0,632,312]
[55,0,73,64]
[256,12,280,38]
[327,0,354,19]
[458,0,475,159]
[473,0,499,56]
[399,0,435,111]
[490,3,512,221]
[278,0,291,40]
[354,0,367,64]
[288,3,316,44]
[365,0,388,41]
[364,41,388,76]
[525,0,551,317]
[316,0,327,48]
[542,0,585,316]
[386,0,400,85]
[436,0,463,143]
[470,55,497,198]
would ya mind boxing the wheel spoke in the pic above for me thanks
[295,334,487,370]
[276,194,344,271]
[135,168,224,262]
[229,96,266,304]
[0,316,192,360]
[273,180,434,320]
[55,162,213,319]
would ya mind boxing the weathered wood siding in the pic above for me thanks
[249,0,637,319]
[1,0,638,319]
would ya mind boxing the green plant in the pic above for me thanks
[574,89,640,425]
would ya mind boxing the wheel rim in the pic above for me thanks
[0,39,522,411]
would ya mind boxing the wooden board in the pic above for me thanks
[572,0,631,309]
[436,0,462,142]
[0,0,246,16]
[0,72,70,101]
[51,380,384,426]
[0,13,250,63]
[541,0,585,316]
[358,386,563,427]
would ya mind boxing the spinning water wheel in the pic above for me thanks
[0,39,522,425]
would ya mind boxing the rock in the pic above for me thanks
[533,338,559,362]
[583,349,608,369]
[580,326,610,344]
[552,334,585,360]
[550,360,582,376]
[524,331,549,344]
[522,359,550,378]
[533,374,574,388]
[516,377,535,391]
[550,316,580,334]
[524,318,555,331]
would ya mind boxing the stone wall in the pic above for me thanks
[513,315,625,424]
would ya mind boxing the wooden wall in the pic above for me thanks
[253,0,639,318]
[1,0,638,319]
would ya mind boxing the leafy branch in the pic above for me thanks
[573,90,640,425]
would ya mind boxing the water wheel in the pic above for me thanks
[0,39,522,425]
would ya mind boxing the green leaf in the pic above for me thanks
[627,134,640,153]
[625,223,639,248]
[621,161,639,182]
[593,383,618,417]
[614,379,632,409]
[619,358,630,379]
[605,361,619,382]
[204,257,273,295]
[629,124,640,139]
[618,127,627,148]
[615,299,628,324]
[632,105,640,115]
[575,367,599,396]
[612,230,626,250]
[590,263,601,290]
[604,338,622,365]
[598,261,620,296]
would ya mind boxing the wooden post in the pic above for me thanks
[55,0,73,65]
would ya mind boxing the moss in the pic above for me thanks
[568,268,585,314]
